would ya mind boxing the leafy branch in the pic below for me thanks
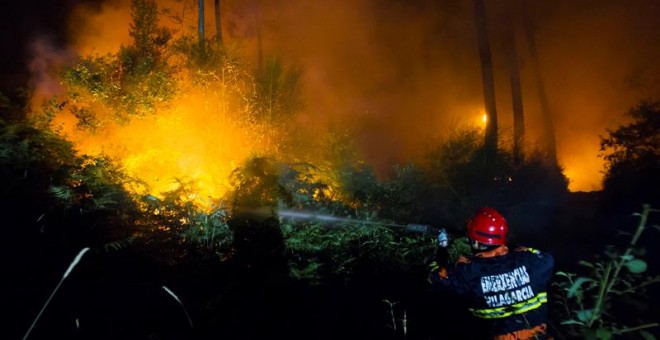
[553,204,659,339]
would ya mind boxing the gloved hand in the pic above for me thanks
[437,228,449,248]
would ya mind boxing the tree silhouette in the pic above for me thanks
[472,0,498,164]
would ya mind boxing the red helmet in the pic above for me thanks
[467,207,508,245]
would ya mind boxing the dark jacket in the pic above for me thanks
[428,245,554,339]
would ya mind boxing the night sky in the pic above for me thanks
[1,0,76,92]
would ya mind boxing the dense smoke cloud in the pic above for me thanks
[270,0,660,192]
[34,0,660,191]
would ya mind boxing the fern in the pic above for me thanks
[102,236,137,253]
[49,185,74,202]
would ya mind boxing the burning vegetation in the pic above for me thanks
[1,0,659,339]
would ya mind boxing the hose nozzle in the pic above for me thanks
[404,224,435,234]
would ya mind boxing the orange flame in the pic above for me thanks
[50,88,274,207]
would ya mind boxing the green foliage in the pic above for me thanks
[277,162,339,210]
[228,157,347,214]
[226,156,439,284]
[552,205,660,338]
[223,126,571,285]
[138,183,233,262]
[181,205,233,253]
[0,117,77,189]
[379,164,433,223]
[425,127,483,179]
[336,163,383,210]
[126,0,172,75]
[446,236,473,263]
[245,57,304,155]
[59,156,138,211]
[229,157,285,211]
[282,220,435,283]
[59,0,175,126]
[170,37,259,130]
[254,57,303,123]
[102,236,137,253]
[0,106,141,255]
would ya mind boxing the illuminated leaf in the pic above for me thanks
[568,277,596,298]
[576,309,594,322]
[624,259,647,274]
[560,319,585,326]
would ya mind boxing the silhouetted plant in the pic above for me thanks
[552,205,659,339]
[228,157,285,212]
[379,164,432,223]
[421,126,568,228]
[600,101,660,212]
[253,57,303,123]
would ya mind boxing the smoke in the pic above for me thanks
[524,0,660,191]
[67,0,133,55]
[31,0,660,192]
[257,1,484,169]
[246,0,660,191]
[27,37,76,103]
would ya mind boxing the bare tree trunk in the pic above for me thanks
[214,0,222,44]
[198,0,205,50]
[254,0,263,71]
[522,0,557,164]
[504,2,525,164]
[473,0,498,162]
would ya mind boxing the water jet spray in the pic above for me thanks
[275,208,441,235]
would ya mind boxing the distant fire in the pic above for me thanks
[561,146,605,192]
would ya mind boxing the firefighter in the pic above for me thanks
[428,207,554,339]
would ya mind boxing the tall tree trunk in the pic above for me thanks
[214,0,222,44]
[504,2,525,164]
[522,0,557,164]
[254,0,263,71]
[198,0,205,50]
[473,0,498,162]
